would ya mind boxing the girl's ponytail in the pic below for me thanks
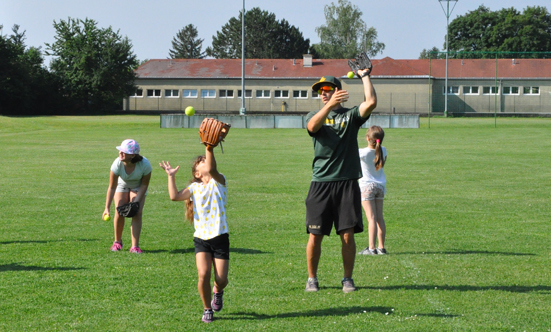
[185,155,206,224]
[374,138,385,170]
[367,125,385,171]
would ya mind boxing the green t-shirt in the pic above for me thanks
[306,106,369,182]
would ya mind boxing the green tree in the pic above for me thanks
[206,7,310,59]
[312,0,385,59]
[419,47,445,59]
[447,5,551,58]
[0,25,62,115]
[45,18,138,112]
[169,24,206,59]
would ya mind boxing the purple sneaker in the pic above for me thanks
[110,241,123,252]
[202,309,213,323]
[211,288,224,312]
[129,246,142,254]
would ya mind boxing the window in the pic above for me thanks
[201,89,215,98]
[256,90,270,98]
[146,89,161,97]
[131,89,143,97]
[502,86,519,95]
[482,86,499,95]
[183,89,197,98]
[463,86,479,95]
[442,86,459,95]
[165,89,179,97]
[523,86,539,95]
[237,90,252,98]
[274,90,289,98]
[293,90,308,98]
[219,89,234,98]
[312,91,320,98]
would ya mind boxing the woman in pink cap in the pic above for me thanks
[103,139,152,253]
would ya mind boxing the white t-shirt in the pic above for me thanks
[110,157,153,189]
[186,175,228,240]
[359,147,387,187]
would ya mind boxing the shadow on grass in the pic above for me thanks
[0,239,100,245]
[392,250,535,256]
[0,263,86,272]
[225,306,393,320]
[361,284,551,293]
[146,248,269,255]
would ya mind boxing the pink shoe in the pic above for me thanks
[129,246,142,254]
[110,241,123,251]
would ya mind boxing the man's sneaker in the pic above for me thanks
[129,246,142,254]
[305,278,319,292]
[342,278,356,293]
[376,248,387,255]
[110,241,123,252]
[202,309,214,323]
[211,288,224,312]
[358,247,377,255]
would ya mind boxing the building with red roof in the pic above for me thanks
[127,55,551,114]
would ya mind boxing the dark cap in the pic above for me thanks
[311,75,342,92]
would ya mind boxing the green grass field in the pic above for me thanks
[0,115,550,331]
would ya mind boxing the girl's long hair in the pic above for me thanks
[367,125,385,171]
[131,154,144,163]
[185,155,205,223]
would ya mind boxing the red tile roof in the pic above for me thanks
[135,57,551,80]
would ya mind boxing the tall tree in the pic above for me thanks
[312,0,385,59]
[447,5,551,58]
[206,7,310,59]
[0,25,62,115]
[419,47,445,59]
[45,18,138,112]
[169,24,206,59]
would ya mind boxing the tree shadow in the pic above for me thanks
[393,250,535,256]
[224,306,393,320]
[0,239,100,245]
[363,284,551,294]
[162,247,269,255]
[0,263,86,272]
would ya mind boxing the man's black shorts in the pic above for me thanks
[305,179,363,236]
[194,233,230,260]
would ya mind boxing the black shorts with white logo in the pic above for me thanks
[194,233,230,260]
[305,179,363,236]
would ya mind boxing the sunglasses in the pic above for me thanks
[318,86,334,94]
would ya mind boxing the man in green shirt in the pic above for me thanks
[305,70,377,293]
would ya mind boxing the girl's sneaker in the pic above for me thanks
[202,309,214,323]
[129,246,142,254]
[376,248,387,255]
[211,288,224,312]
[110,241,123,251]
[358,247,377,255]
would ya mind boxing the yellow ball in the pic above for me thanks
[103,215,111,221]
[347,71,355,79]
[185,106,195,116]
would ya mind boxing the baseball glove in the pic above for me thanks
[199,118,231,148]
[348,52,373,78]
[116,202,140,218]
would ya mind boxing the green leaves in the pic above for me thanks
[447,5,551,58]
[45,18,138,112]
[169,24,206,59]
[206,7,310,59]
[313,0,385,59]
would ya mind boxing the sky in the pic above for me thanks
[2,0,550,64]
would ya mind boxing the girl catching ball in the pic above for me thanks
[160,145,229,323]
[358,126,388,255]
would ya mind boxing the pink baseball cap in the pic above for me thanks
[116,139,140,154]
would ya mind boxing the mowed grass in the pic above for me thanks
[0,115,550,331]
